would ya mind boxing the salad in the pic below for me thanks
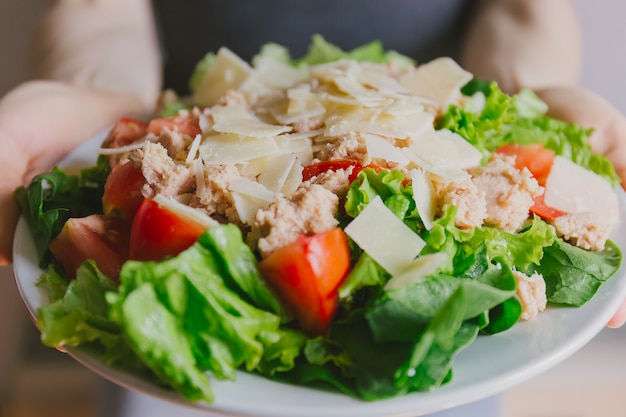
[15,36,623,404]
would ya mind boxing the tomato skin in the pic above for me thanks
[530,194,567,221]
[495,143,555,186]
[103,161,145,221]
[50,215,130,281]
[146,115,202,137]
[258,228,351,335]
[302,160,364,182]
[129,199,206,261]
[102,117,149,149]
[495,143,567,221]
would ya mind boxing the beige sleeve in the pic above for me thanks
[460,0,582,94]
[29,0,162,111]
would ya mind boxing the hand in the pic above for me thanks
[0,80,144,265]
[536,85,626,328]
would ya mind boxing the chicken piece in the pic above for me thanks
[552,212,612,251]
[512,270,547,321]
[157,130,194,162]
[436,178,487,230]
[308,167,355,200]
[472,154,542,233]
[130,142,195,199]
[314,132,368,164]
[250,183,339,257]
[190,163,242,224]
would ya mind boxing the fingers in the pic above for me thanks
[0,81,145,265]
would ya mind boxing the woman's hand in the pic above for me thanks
[536,85,626,328]
[0,80,144,265]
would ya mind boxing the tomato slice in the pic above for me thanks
[530,193,567,221]
[495,143,567,221]
[50,215,130,281]
[103,161,145,221]
[302,160,364,182]
[146,115,202,137]
[495,143,555,186]
[259,228,351,335]
[129,198,206,261]
[102,117,148,149]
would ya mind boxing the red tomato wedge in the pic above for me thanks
[259,228,351,335]
[129,198,206,261]
[495,143,567,220]
[50,215,130,281]
[102,117,148,149]
[530,194,567,221]
[103,161,145,220]
[495,143,555,186]
[146,115,202,137]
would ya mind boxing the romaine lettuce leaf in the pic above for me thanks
[106,225,305,402]
[439,82,621,186]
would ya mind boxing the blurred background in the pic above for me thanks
[1,1,626,416]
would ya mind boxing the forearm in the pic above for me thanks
[460,0,581,93]
[29,0,162,111]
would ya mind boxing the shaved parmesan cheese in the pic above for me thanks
[272,86,327,125]
[275,135,314,165]
[402,127,481,181]
[544,156,619,224]
[153,194,219,229]
[364,134,409,165]
[98,140,148,155]
[384,252,448,290]
[399,57,472,107]
[410,168,436,230]
[404,128,481,179]
[231,193,269,225]
[325,108,433,140]
[185,134,202,165]
[212,105,292,137]
[229,178,276,225]
[193,47,252,107]
[354,66,410,94]
[200,134,280,165]
[344,196,426,276]
[229,178,276,202]
[258,153,298,193]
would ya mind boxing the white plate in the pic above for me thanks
[12,129,626,417]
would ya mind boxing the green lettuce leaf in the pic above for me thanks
[14,157,109,266]
[529,239,622,306]
[107,225,304,402]
[439,82,621,186]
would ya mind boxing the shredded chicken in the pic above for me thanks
[250,183,339,257]
[552,212,612,251]
[130,142,195,199]
[512,270,547,321]
[436,178,487,230]
[472,154,542,233]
